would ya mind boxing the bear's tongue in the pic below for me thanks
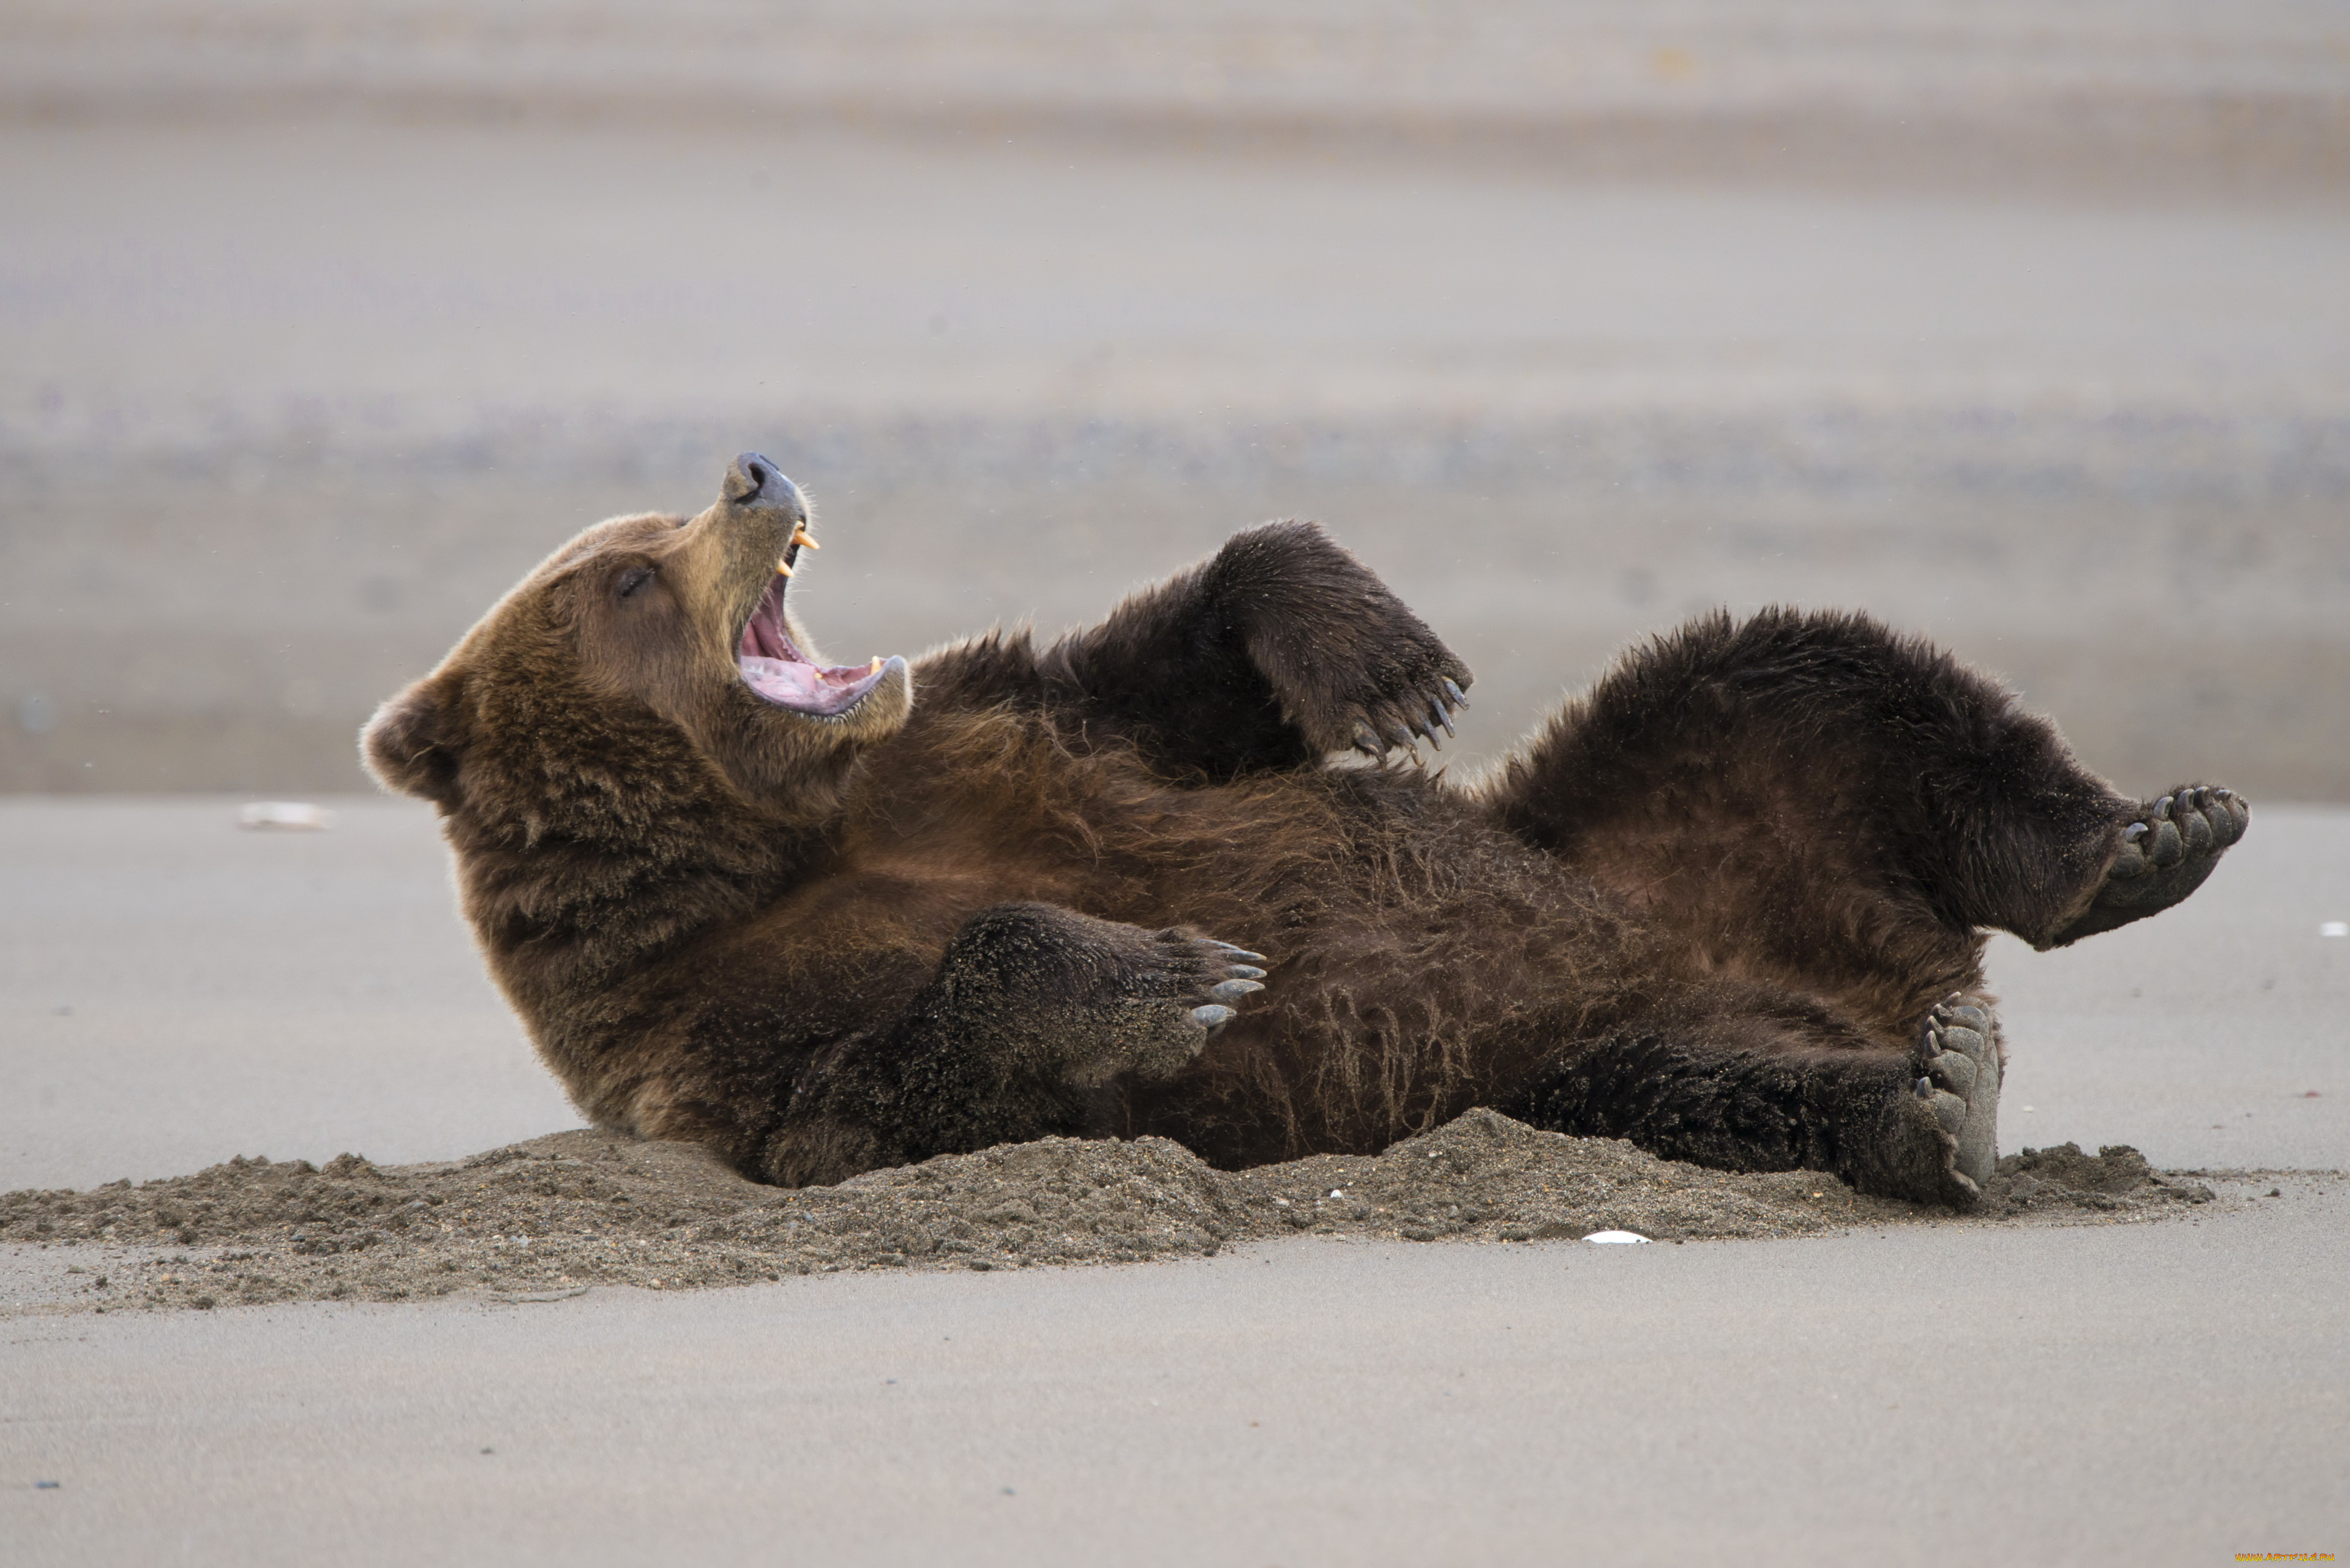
[736,577,888,716]
[740,655,887,714]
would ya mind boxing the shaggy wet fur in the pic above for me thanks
[364,457,2248,1209]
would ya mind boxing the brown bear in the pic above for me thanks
[363,453,2247,1209]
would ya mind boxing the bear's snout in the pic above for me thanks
[722,452,803,516]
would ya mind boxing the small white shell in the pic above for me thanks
[238,802,334,831]
[1582,1229,1652,1244]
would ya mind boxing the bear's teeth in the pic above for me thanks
[868,656,882,674]
[773,558,793,577]
[792,526,820,551]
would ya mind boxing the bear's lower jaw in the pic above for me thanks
[740,652,898,717]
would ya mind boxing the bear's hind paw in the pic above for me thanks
[2050,786,2247,945]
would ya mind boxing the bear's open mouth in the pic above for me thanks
[737,576,890,717]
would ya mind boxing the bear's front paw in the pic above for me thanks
[1059,932,1270,1087]
[1905,992,2003,1203]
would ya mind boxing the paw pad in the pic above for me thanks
[1912,992,2002,1192]
[2109,787,2246,882]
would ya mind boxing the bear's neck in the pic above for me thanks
[446,739,831,1010]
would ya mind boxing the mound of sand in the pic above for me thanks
[0,1111,2211,1315]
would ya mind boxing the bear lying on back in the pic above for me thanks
[363,454,2247,1208]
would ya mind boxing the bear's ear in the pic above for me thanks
[361,677,466,805]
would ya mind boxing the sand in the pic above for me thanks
[11,1180,2346,1568]
[0,1109,2218,1316]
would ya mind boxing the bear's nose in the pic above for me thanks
[722,452,802,514]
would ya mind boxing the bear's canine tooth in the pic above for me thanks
[868,656,882,674]
[774,558,793,577]
[793,526,820,550]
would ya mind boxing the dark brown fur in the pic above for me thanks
[363,457,2248,1209]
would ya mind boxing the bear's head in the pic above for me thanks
[362,454,911,840]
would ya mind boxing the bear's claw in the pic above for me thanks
[2050,786,2248,945]
[1349,677,1473,768]
[1174,935,1271,1042]
[1062,929,1271,1081]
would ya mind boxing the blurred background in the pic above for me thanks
[4,0,2348,797]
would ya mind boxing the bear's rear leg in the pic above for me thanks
[1485,609,2248,1016]
[2041,786,2249,948]
[1505,987,2005,1209]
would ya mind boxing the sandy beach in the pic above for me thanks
[8,1199,2348,1566]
